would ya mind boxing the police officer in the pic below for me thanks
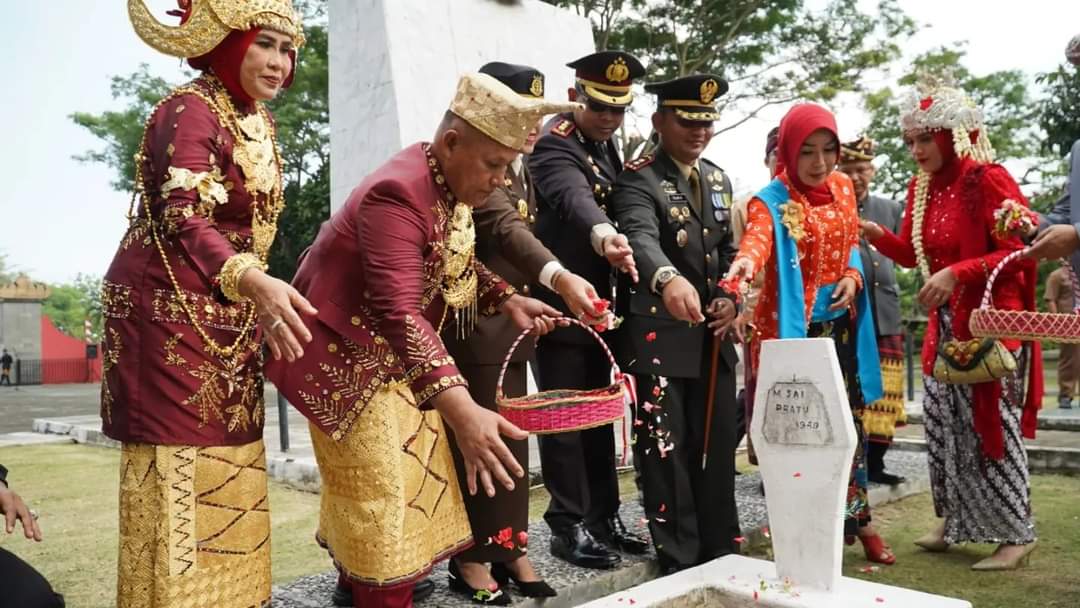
[611,74,742,574]
[528,50,648,569]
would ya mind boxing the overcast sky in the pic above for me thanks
[0,1,1075,284]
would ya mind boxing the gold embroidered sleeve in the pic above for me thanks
[475,259,516,316]
[147,94,245,292]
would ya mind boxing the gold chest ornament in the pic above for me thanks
[442,202,479,337]
[517,198,529,220]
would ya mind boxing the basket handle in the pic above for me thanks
[979,250,1080,314]
[495,317,621,402]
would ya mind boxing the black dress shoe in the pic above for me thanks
[491,562,557,598]
[448,560,512,605]
[868,471,906,486]
[591,515,650,555]
[332,577,436,606]
[413,577,436,603]
[550,522,621,569]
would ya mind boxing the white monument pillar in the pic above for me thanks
[328,0,596,211]
[750,338,856,592]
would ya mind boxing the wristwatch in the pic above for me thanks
[655,268,681,294]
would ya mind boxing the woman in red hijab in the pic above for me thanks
[862,77,1041,571]
[106,2,312,607]
[727,103,895,565]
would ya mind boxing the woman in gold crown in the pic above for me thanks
[103,1,312,606]
[861,75,1042,570]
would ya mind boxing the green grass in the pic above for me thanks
[0,443,328,608]
[835,475,1080,607]
[5,445,1079,607]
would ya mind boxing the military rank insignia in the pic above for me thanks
[676,228,688,248]
[551,119,575,138]
[518,198,529,220]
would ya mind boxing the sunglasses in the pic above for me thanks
[586,99,627,115]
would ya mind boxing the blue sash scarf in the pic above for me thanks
[755,179,883,404]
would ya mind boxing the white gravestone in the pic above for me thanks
[328,0,596,211]
[581,337,972,607]
[751,338,856,592]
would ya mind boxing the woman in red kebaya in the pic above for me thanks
[104,2,312,606]
[727,103,894,565]
[861,75,1041,570]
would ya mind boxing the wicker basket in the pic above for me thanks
[496,319,628,434]
[969,249,1080,343]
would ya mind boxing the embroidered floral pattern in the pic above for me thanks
[164,333,263,434]
[102,281,134,319]
[152,288,250,332]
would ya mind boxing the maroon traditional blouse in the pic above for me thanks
[101,76,280,446]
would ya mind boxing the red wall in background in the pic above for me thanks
[39,315,101,384]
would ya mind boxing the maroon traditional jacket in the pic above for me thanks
[266,143,515,441]
[101,76,279,446]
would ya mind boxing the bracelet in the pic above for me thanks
[218,253,267,303]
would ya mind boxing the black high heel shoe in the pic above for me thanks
[491,562,557,598]
[448,560,512,605]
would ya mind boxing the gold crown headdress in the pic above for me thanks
[899,71,993,163]
[129,0,305,59]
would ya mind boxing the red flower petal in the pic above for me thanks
[645,331,657,342]
[734,536,746,544]
[659,503,667,513]
[920,97,933,110]
[517,531,528,547]
[793,472,802,478]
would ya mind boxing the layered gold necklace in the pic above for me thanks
[424,145,478,338]
[129,75,286,360]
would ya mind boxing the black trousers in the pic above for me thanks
[633,344,741,569]
[0,547,64,607]
[536,339,620,533]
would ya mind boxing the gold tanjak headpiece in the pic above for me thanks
[129,0,305,59]
[449,73,581,152]
[899,71,994,163]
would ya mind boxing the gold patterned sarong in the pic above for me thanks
[116,440,271,608]
[861,336,908,441]
[311,381,471,587]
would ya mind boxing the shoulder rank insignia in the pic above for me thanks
[551,119,576,138]
[624,155,655,171]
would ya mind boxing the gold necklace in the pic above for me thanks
[424,145,478,338]
[129,75,286,359]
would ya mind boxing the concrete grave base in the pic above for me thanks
[580,555,972,608]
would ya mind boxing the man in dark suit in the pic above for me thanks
[443,61,605,600]
[840,137,907,486]
[528,50,648,569]
[611,74,741,573]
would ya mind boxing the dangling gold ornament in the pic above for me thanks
[442,202,479,338]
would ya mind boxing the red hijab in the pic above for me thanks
[776,104,840,205]
[171,4,295,107]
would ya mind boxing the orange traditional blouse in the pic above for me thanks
[735,171,864,365]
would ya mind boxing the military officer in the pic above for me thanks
[528,50,649,569]
[611,74,742,573]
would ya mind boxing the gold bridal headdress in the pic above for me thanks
[128,0,305,59]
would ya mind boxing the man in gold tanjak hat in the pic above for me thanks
[267,73,578,608]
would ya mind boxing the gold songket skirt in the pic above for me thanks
[861,335,908,441]
[311,381,471,588]
[116,440,271,608]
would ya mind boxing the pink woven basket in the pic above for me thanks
[969,249,1080,343]
[496,318,628,434]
